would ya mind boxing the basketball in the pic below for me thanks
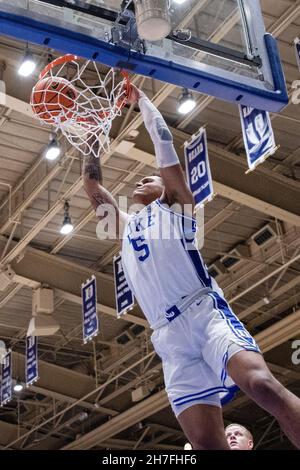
[31,77,78,124]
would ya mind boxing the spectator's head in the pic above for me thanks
[225,424,253,450]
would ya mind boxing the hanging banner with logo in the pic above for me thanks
[239,105,278,172]
[113,254,135,318]
[184,127,214,209]
[295,38,300,71]
[26,336,38,386]
[81,275,99,343]
[1,350,12,406]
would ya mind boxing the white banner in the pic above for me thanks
[113,254,135,318]
[184,127,214,209]
[239,105,277,172]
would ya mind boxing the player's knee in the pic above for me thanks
[245,369,281,401]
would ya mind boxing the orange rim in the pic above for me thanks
[39,54,79,80]
[118,70,131,110]
[37,54,131,124]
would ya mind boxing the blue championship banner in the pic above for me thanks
[1,350,12,406]
[81,275,99,343]
[184,127,214,209]
[295,38,300,71]
[26,336,38,386]
[239,105,277,172]
[113,254,135,318]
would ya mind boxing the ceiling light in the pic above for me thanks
[13,378,24,392]
[18,52,36,77]
[78,412,88,422]
[45,136,61,161]
[177,88,196,114]
[60,220,74,235]
[184,442,192,450]
[60,201,74,235]
[173,0,187,4]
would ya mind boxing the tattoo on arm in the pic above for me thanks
[90,188,117,209]
[82,141,122,230]
[83,154,103,184]
[84,163,103,183]
[83,155,116,210]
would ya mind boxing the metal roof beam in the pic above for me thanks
[0,237,147,327]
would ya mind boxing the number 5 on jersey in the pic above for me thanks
[129,236,150,262]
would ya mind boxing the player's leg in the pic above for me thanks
[177,404,230,450]
[151,305,231,451]
[227,350,300,448]
[200,292,300,448]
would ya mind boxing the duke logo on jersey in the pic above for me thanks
[165,306,181,322]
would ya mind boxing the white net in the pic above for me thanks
[30,55,130,158]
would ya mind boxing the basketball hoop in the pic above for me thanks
[30,54,131,158]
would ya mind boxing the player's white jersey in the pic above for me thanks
[121,199,223,328]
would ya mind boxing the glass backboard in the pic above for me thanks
[0,0,288,111]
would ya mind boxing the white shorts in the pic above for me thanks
[151,292,261,417]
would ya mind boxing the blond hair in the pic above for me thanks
[225,423,253,441]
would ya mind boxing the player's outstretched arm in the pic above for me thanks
[128,85,194,212]
[82,143,127,239]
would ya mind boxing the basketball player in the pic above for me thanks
[83,84,300,450]
[225,424,254,450]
